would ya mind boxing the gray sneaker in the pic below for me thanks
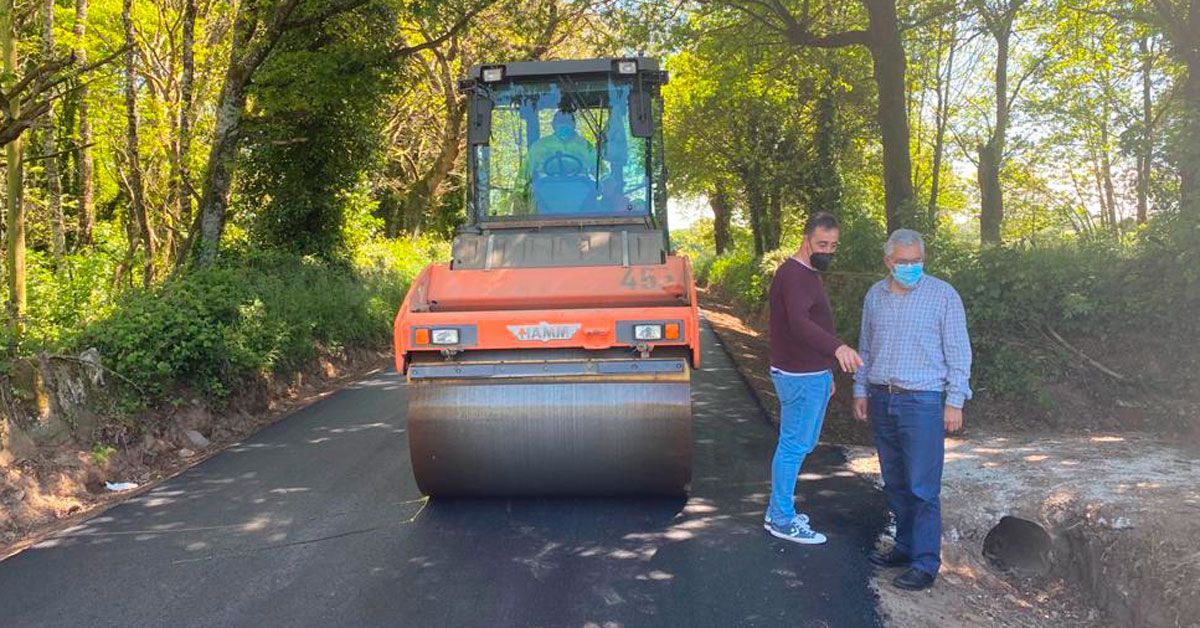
[763,512,810,531]
[767,519,827,545]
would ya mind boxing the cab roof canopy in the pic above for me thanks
[466,57,662,81]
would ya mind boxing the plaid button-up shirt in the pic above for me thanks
[852,275,974,408]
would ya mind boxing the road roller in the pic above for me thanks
[393,57,699,497]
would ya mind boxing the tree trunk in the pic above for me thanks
[73,0,94,246]
[1099,102,1119,230]
[393,112,463,235]
[979,23,1010,246]
[41,0,64,259]
[739,164,768,258]
[390,51,465,237]
[813,61,843,215]
[1091,149,1109,227]
[977,141,1002,242]
[194,73,249,265]
[864,0,916,233]
[2,0,26,333]
[123,0,154,285]
[193,0,302,265]
[742,175,766,256]
[709,183,732,255]
[178,0,196,240]
[1181,55,1200,215]
[1137,37,1153,224]
[765,188,782,251]
[774,0,914,231]
[928,23,957,228]
[193,2,258,266]
[1148,0,1198,216]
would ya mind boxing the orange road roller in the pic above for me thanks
[394,58,698,496]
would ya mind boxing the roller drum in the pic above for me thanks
[407,378,692,496]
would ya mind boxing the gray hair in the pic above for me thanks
[885,229,926,257]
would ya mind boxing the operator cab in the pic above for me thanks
[454,58,670,270]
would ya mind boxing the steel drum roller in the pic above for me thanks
[408,373,692,496]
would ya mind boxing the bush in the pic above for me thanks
[707,249,769,309]
[1,222,129,356]
[699,215,1200,411]
[692,252,716,285]
[79,239,444,400]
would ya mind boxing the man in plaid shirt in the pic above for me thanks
[852,229,972,592]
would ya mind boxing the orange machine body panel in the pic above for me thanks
[394,256,702,373]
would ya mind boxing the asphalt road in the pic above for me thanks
[0,322,888,628]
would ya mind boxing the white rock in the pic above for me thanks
[179,448,196,459]
[184,430,210,448]
[1111,516,1134,530]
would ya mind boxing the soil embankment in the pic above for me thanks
[1,348,388,559]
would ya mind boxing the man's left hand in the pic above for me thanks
[944,406,963,433]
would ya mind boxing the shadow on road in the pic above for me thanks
[0,323,885,628]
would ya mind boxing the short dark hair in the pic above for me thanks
[804,212,840,235]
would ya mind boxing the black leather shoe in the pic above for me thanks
[892,568,936,591]
[868,550,912,568]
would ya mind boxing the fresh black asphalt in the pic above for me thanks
[0,322,888,627]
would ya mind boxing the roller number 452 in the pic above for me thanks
[621,269,673,290]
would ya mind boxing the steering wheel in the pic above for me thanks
[541,152,586,178]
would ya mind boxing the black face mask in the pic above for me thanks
[810,252,835,272]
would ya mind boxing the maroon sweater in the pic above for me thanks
[768,258,843,372]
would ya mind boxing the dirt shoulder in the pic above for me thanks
[846,437,1200,628]
[700,287,1200,627]
[1,348,388,560]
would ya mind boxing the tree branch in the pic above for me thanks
[755,0,871,49]
[281,0,374,31]
[391,1,495,60]
[902,0,961,33]
[787,27,870,48]
[4,54,77,103]
[1006,49,1050,111]
[1044,325,1129,382]
[28,45,130,104]
[22,141,98,163]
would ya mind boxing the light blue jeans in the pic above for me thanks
[767,369,833,525]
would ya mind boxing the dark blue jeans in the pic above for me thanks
[868,389,945,576]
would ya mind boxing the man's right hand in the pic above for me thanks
[834,345,863,373]
[852,398,868,422]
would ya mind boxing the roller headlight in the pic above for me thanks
[481,66,504,82]
[430,328,460,345]
[633,324,664,341]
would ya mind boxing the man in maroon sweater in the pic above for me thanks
[764,212,863,544]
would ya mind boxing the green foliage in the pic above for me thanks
[239,0,401,260]
[91,443,117,465]
[670,219,715,260]
[692,253,716,285]
[1,223,129,355]
[699,212,1200,407]
[79,238,441,401]
[706,248,767,308]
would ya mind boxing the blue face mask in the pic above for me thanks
[554,125,574,140]
[892,262,924,288]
